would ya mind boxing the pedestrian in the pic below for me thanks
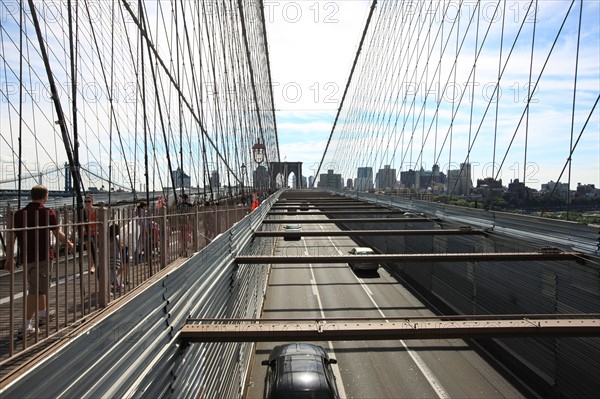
[82,194,98,274]
[108,224,124,292]
[4,185,74,337]
[251,191,260,211]
[134,201,149,261]
[177,194,194,256]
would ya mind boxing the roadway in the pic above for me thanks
[244,210,529,398]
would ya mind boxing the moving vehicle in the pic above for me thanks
[261,343,340,399]
[347,247,379,271]
[282,223,302,240]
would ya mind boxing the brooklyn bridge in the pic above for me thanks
[0,1,599,398]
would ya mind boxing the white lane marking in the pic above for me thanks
[303,229,348,399]
[324,231,450,399]
[310,278,319,296]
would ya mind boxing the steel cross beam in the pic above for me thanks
[235,252,584,263]
[275,201,361,205]
[268,210,407,215]
[260,218,439,223]
[272,205,384,209]
[254,229,486,237]
[180,318,600,342]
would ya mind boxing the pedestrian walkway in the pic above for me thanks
[0,203,250,384]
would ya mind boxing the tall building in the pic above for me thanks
[576,183,598,197]
[507,179,531,205]
[292,175,307,188]
[346,178,353,189]
[419,164,446,189]
[541,180,570,201]
[308,175,315,188]
[376,165,396,190]
[172,167,191,189]
[209,170,220,189]
[355,167,373,191]
[400,169,420,189]
[318,170,342,190]
[447,163,473,195]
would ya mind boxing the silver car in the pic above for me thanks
[348,247,379,271]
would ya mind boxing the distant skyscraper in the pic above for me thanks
[308,175,315,188]
[318,170,342,190]
[172,167,191,189]
[355,167,373,191]
[209,170,220,189]
[292,175,306,188]
[400,169,420,189]
[376,165,396,189]
[447,163,473,195]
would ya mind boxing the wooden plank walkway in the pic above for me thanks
[0,252,157,361]
[0,205,250,385]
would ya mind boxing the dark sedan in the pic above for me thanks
[261,343,340,399]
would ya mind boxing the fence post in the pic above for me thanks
[97,206,109,307]
[193,206,199,252]
[214,205,219,236]
[160,206,168,269]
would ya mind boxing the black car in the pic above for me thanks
[261,343,340,399]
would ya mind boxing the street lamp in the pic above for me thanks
[252,139,266,164]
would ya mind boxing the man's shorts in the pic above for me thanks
[26,260,51,295]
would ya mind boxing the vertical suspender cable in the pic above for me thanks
[540,94,599,217]
[494,0,575,182]
[467,3,480,168]
[492,0,507,179]
[139,0,149,203]
[523,0,538,209]
[108,0,115,206]
[68,0,80,200]
[176,3,184,197]
[27,0,84,204]
[121,0,239,184]
[312,0,378,187]
[236,0,270,169]
[258,0,280,162]
[17,0,23,208]
[567,0,583,220]
[447,2,461,197]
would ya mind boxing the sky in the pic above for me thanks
[0,0,598,192]
[264,0,372,177]
[264,0,600,189]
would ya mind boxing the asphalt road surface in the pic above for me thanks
[244,213,529,398]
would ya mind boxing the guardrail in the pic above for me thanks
[347,191,600,254]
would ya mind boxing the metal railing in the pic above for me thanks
[0,203,252,363]
[0,190,279,398]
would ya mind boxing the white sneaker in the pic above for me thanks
[17,324,37,339]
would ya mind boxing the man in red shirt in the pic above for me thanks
[4,185,74,336]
